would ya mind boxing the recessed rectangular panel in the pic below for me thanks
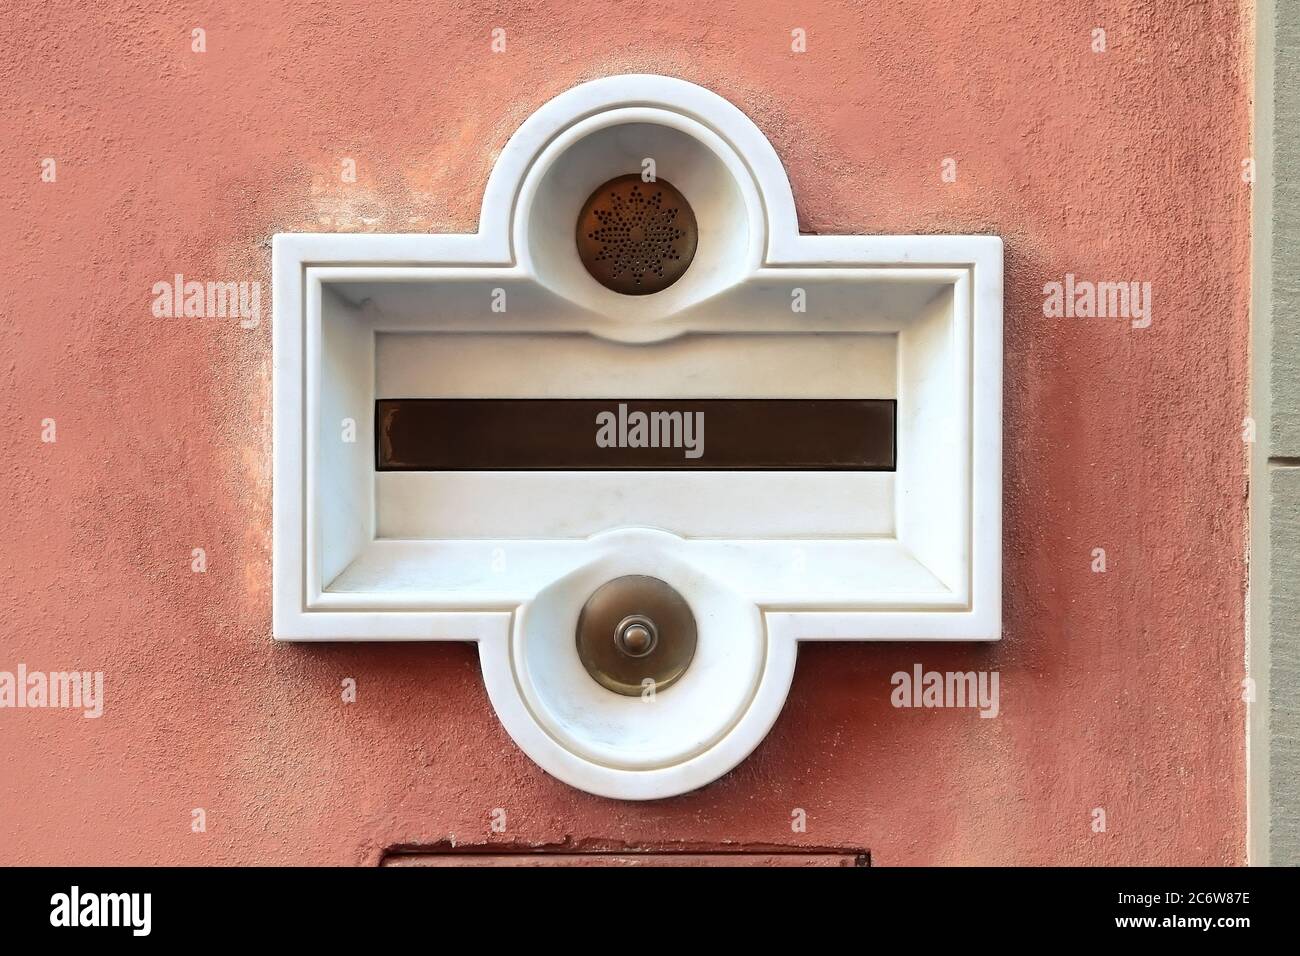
[374,332,897,399]
[376,398,896,471]
[375,472,895,539]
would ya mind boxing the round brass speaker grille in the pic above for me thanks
[576,575,697,696]
[575,175,697,295]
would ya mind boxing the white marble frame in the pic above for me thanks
[273,75,1002,799]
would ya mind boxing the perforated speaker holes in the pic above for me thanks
[575,174,698,295]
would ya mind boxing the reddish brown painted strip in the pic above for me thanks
[382,852,867,867]
[375,398,896,471]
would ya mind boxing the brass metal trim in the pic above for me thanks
[576,175,697,295]
[576,575,697,695]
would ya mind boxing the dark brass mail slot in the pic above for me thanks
[375,399,895,471]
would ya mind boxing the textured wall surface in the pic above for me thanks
[1260,0,1300,865]
[1268,471,1300,861]
[0,1,1251,864]
[1270,0,1300,455]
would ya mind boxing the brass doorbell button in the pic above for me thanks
[576,575,697,695]
[614,614,658,658]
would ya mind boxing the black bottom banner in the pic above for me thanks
[0,865,1287,943]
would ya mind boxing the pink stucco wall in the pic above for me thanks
[0,1,1251,864]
